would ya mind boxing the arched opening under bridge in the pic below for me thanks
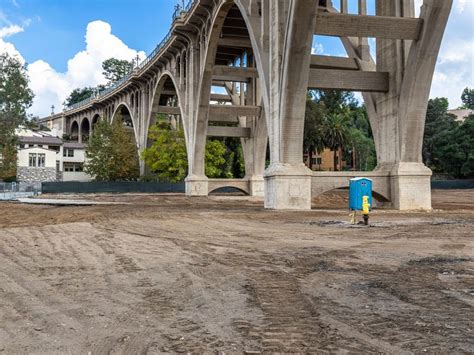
[70,121,79,141]
[91,114,101,130]
[81,117,90,142]
[202,3,267,182]
[144,73,187,182]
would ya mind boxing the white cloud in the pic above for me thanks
[456,0,466,13]
[0,24,24,61]
[416,0,468,16]
[311,43,324,55]
[1,20,146,117]
[430,37,474,108]
[0,24,23,37]
[27,20,146,117]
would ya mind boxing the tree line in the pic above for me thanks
[423,88,473,178]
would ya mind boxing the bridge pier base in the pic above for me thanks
[185,175,209,196]
[390,163,432,210]
[264,163,313,210]
[247,175,265,197]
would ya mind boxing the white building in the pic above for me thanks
[16,128,92,183]
[61,142,90,182]
[448,109,473,123]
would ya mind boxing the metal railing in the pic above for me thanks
[65,0,196,113]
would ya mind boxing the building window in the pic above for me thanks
[29,153,37,167]
[37,154,46,168]
[64,162,83,172]
[317,157,322,165]
[19,144,25,149]
[63,149,74,157]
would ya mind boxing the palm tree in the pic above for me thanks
[322,112,351,171]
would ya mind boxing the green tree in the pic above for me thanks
[321,113,351,171]
[461,87,474,110]
[142,118,231,181]
[102,58,134,85]
[422,97,458,170]
[64,87,95,107]
[315,90,357,114]
[0,53,34,181]
[205,139,228,178]
[348,128,377,171]
[0,53,34,133]
[304,97,326,169]
[85,119,140,181]
[220,137,245,178]
[142,120,188,182]
[435,115,474,178]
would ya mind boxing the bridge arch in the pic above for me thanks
[70,120,79,141]
[311,174,392,204]
[111,102,139,148]
[192,1,268,178]
[233,0,269,110]
[149,71,187,146]
[80,117,90,142]
[208,179,251,196]
[91,114,101,130]
[313,187,390,204]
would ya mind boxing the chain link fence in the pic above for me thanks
[0,182,41,200]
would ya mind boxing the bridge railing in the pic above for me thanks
[64,0,196,113]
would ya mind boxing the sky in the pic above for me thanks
[0,0,473,117]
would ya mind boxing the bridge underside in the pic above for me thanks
[55,0,452,211]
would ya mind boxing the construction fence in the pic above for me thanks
[0,182,41,200]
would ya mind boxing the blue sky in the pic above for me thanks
[0,0,175,71]
[0,0,473,116]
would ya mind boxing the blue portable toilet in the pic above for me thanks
[349,178,373,211]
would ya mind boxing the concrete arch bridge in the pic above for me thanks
[45,0,452,210]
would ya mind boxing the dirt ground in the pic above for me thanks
[0,190,473,354]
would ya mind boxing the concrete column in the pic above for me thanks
[264,0,319,210]
[78,123,82,143]
[186,37,209,196]
[372,0,451,210]
[390,162,432,210]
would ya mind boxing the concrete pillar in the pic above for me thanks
[186,37,210,196]
[391,163,432,210]
[264,0,319,210]
[78,123,82,143]
[185,174,208,196]
[374,0,452,210]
